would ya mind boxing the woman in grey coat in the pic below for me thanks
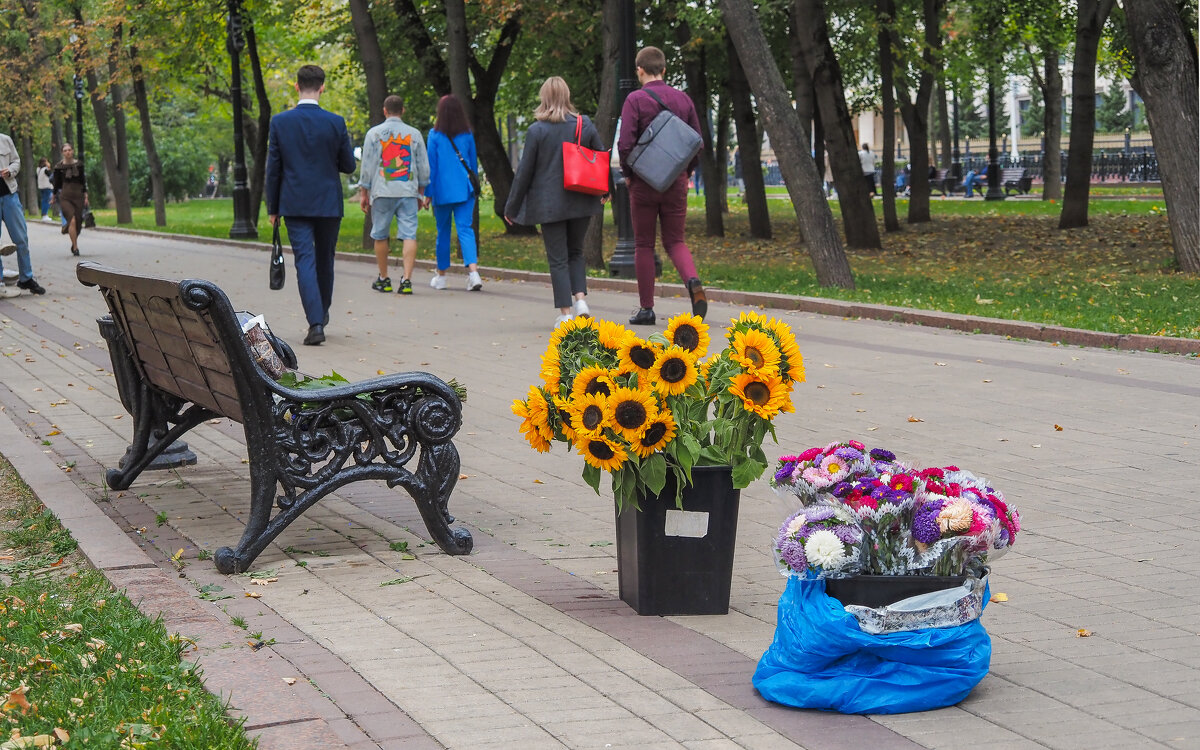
[504,76,607,326]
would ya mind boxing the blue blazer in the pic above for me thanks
[426,130,477,206]
[266,103,356,218]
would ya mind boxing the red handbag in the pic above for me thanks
[562,116,610,196]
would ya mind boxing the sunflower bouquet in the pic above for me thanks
[513,312,805,511]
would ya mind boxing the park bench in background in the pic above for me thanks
[1002,167,1033,196]
[77,261,472,573]
[931,168,961,196]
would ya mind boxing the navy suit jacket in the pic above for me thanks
[266,103,356,218]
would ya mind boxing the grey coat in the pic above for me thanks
[504,115,606,226]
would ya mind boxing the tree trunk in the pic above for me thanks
[244,24,271,227]
[583,0,622,270]
[715,96,731,214]
[722,0,855,288]
[891,0,942,224]
[729,38,770,238]
[936,81,951,168]
[348,0,388,249]
[85,69,130,216]
[678,22,724,237]
[104,26,133,223]
[793,0,881,249]
[19,134,36,212]
[444,0,473,121]
[128,42,166,225]
[878,0,900,232]
[1124,0,1199,272]
[1042,49,1063,201]
[790,0,813,138]
[1059,0,1115,229]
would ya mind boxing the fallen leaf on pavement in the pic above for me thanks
[907,416,924,423]
[1077,628,1092,637]
[990,593,1008,603]
[1054,424,1063,431]
[250,578,278,586]
[244,591,262,598]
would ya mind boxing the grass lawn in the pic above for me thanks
[89,187,1197,340]
[0,457,256,748]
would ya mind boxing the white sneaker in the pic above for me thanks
[554,314,573,327]
[466,270,483,291]
[430,274,447,290]
[2,268,17,283]
[0,285,21,298]
[41,216,52,223]
[573,298,590,318]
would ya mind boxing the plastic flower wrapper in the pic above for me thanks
[774,503,863,579]
[836,469,920,575]
[770,440,877,505]
[910,468,1020,575]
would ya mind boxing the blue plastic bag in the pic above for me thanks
[753,577,992,714]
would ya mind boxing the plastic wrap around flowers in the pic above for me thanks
[771,440,1020,577]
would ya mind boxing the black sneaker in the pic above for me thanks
[371,276,393,293]
[17,278,45,295]
[686,278,707,320]
[397,278,413,295]
[628,307,656,326]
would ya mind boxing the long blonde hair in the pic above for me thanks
[533,76,577,123]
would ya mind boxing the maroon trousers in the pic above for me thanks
[629,176,698,310]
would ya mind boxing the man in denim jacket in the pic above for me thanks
[357,95,430,295]
[0,132,46,298]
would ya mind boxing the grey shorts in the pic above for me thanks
[370,196,419,241]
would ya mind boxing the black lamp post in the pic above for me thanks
[984,71,1004,201]
[607,0,638,278]
[226,0,257,239]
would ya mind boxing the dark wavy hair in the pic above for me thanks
[434,95,471,138]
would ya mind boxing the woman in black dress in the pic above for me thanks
[51,143,88,256]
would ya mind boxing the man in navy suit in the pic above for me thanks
[266,64,356,345]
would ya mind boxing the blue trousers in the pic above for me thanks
[433,199,477,270]
[0,193,34,283]
[38,189,52,216]
[283,216,340,326]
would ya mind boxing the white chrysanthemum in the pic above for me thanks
[804,529,847,569]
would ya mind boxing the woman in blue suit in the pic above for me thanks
[426,95,482,291]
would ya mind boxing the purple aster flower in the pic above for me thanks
[773,462,796,483]
[777,537,808,573]
[831,482,852,498]
[912,502,943,544]
[834,447,864,462]
[870,448,896,462]
[832,524,862,545]
[805,506,835,523]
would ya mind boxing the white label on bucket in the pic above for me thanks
[664,510,709,538]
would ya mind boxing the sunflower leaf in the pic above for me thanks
[582,463,601,494]
[732,457,766,489]
[641,454,667,495]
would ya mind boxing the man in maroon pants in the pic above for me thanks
[617,46,707,326]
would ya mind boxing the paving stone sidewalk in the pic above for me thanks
[1,224,1197,750]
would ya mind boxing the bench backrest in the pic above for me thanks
[1001,167,1025,179]
[78,262,246,423]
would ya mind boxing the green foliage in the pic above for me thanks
[1095,84,1133,133]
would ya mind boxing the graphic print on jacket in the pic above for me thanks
[380,134,413,181]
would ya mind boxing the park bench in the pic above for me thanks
[931,168,961,196]
[1002,167,1032,196]
[77,261,473,574]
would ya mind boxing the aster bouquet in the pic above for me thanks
[774,504,863,579]
[771,442,1019,576]
[513,312,804,511]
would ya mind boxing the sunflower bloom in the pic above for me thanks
[617,335,661,379]
[565,393,608,439]
[596,319,631,351]
[630,409,678,458]
[729,372,790,419]
[553,396,578,441]
[570,365,616,402]
[604,387,659,442]
[651,346,699,396]
[540,346,562,390]
[730,329,781,377]
[512,395,552,452]
[665,314,711,357]
[577,434,628,472]
[764,318,805,383]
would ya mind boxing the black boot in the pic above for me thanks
[686,278,707,320]
[628,307,656,326]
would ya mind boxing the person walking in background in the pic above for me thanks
[858,142,877,197]
[51,143,88,256]
[36,158,53,221]
[266,64,356,346]
[358,94,429,296]
[617,46,706,326]
[0,131,46,297]
[427,94,482,292]
[504,76,606,327]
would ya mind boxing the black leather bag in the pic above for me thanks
[81,207,96,228]
[269,221,285,290]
